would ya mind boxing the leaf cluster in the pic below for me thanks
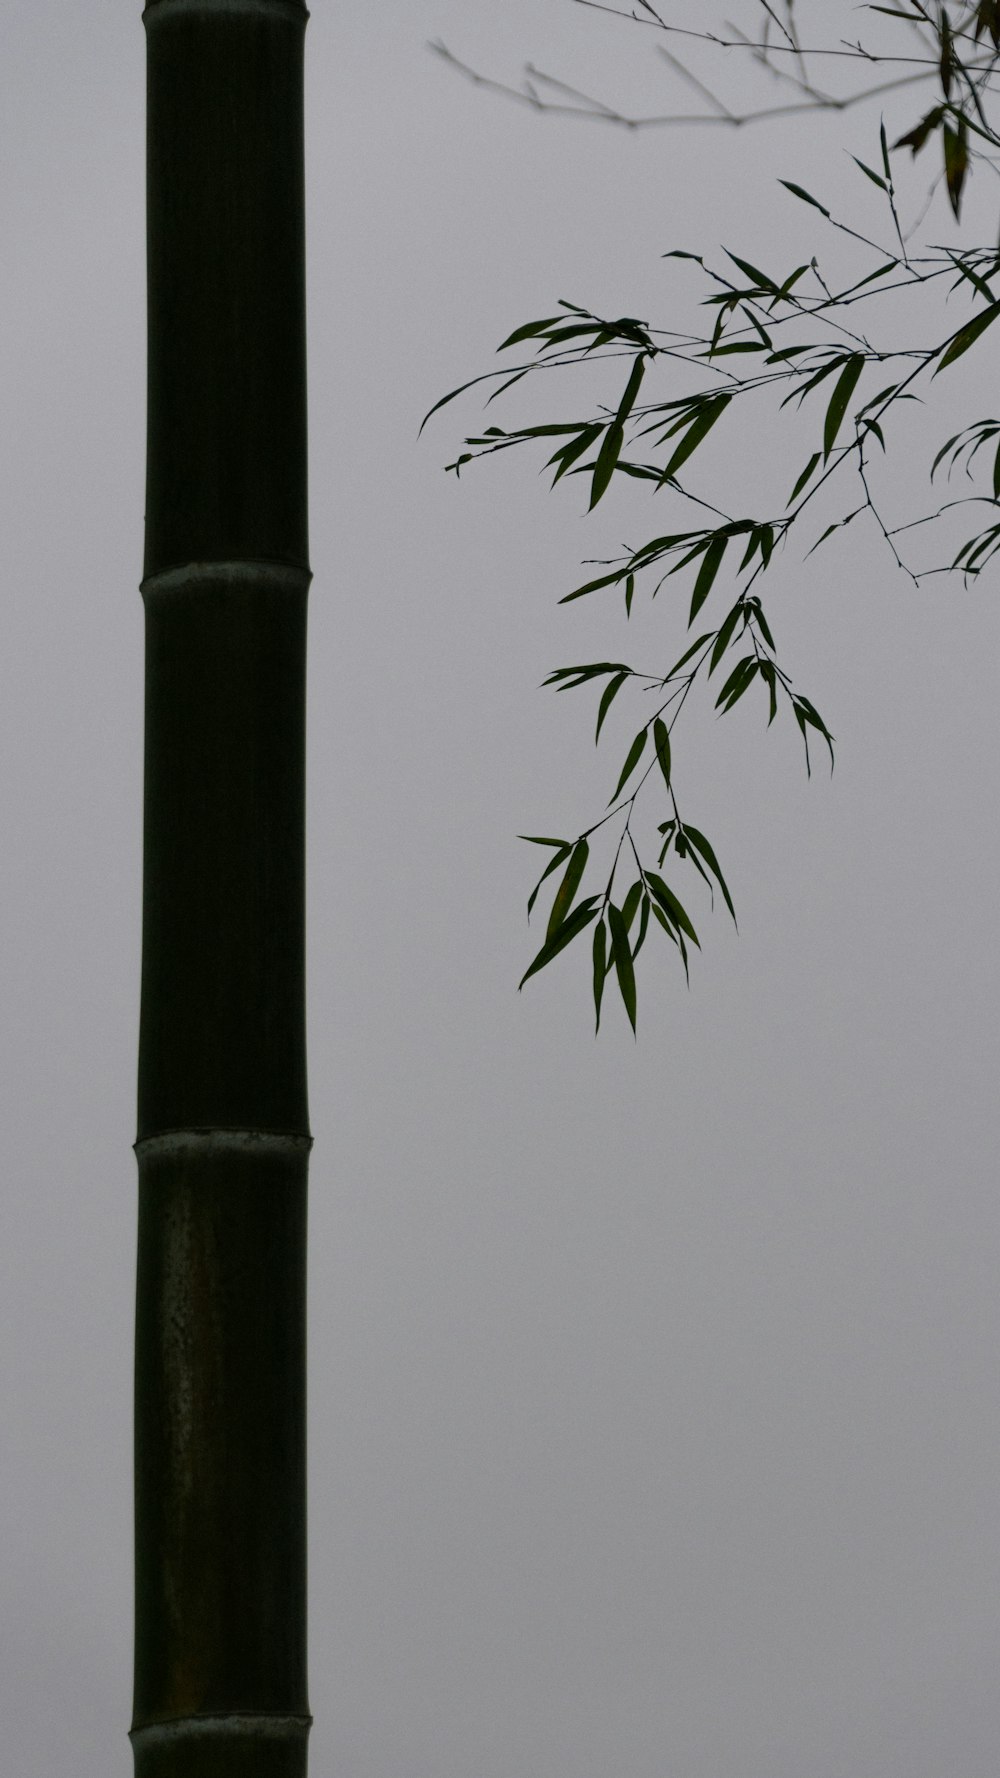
[426,1,1000,1030]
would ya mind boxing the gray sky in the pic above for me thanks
[3,2,1000,1773]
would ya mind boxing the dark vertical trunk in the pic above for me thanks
[132,3,311,1773]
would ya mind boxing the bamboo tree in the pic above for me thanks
[131,1,311,1772]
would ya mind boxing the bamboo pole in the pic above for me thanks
[131,3,312,1772]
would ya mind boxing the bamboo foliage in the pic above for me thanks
[132,2,311,1772]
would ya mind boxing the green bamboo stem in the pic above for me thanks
[133,2,312,1772]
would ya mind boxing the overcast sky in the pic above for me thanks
[3,3,1000,1774]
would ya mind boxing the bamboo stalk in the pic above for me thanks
[132,3,312,1772]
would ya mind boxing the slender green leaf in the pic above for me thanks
[519,898,600,990]
[739,528,762,573]
[544,661,631,690]
[653,717,672,791]
[944,116,968,218]
[622,880,643,932]
[708,341,768,357]
[632,894,651,960]
[660,395,731,483]
[781,353,849,411]
[519,835,570,849]
[615,354,646,427]
[779,180,830,216]
[590,421,625,509]
[851,155,888,192]
[715,654,756,708]
[945,252,995,304]
[725,250,779,291]
[665,632,715,679]
[420,367,518,435]
[760,658,778,725]
[645,873,700,946]
[750,600,776,652]
[592,919,608,1033]
[595,671,629,744]
[496,315,567,351]
[709,601,745,674]
[794,697,836,772]
[608,903,637,1034]
[548,424,603,486]
[935,300,1000,372]
[689,534,728,626]
[806,520,845,557]
[560,567,627,604]
[526,843,572,920]
[719,658,760,712]
[683,825,737,925]
[788,451,821,505]
[609,728,648,804]
[823,354,865,459]
[547,839,590,941]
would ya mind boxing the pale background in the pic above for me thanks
[2,3,1000,1773]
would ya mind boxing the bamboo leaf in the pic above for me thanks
[496,315,567,350]
[794,697,836,772]
[614,354,646,427]
[420,367,518,434]
[788,451,821,505]
[660,395,731,483]
[595,671,629,744]
[935,300,1000,372]
[632,894,651,960]
[760,658,778,725]
[943,116,968,219]
[720,658,760,712]
[653,717,672,791]
[689,534,728,626]
[781,353,849,411]
[622,880,643,932]
[519,898,600,990]
[851,155,888,192]
[590,422,625,509]
[823,354,865,459]
[750,600,776,651]
[645,872,700,947]
[559,566,627,604]
[714,654,755,709]
[526,843,572,920]
[608,903,638,1034]
[709,601,744,674]
[778,180,830,216]
[725,250,779,292]
[548,424,603,486]
[547,839,590,941]
[592,919,608,1033]
[665,632,715,680]
[683,825,737,925]
[609,728,648,803]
